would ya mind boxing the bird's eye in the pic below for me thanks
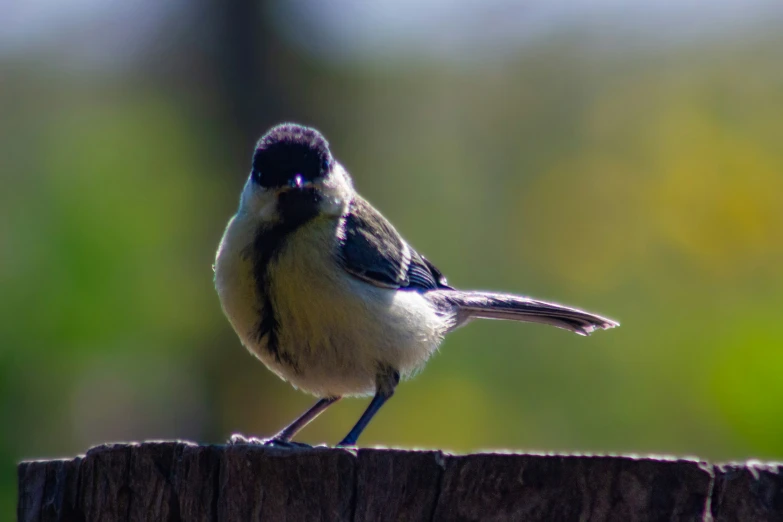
[322,159,331,171]
[251,169,262,184]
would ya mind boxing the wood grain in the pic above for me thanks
[18,442,783,521]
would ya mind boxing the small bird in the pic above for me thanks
[214,123,618,447]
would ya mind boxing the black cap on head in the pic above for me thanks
[251,124,333,189]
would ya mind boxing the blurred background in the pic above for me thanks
[2,0,783,516]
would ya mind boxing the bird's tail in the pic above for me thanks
[427,290,619,336]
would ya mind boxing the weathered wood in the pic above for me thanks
[711,461,783,522]
[16,441,783,521]
[433,453,711,521]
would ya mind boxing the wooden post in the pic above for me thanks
[16,441,783,521]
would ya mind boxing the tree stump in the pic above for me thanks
[16,441,783,521]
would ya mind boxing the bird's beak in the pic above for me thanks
[284,174,314,191]
[289,174,304,189]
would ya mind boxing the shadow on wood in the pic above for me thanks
[16,441,783,521]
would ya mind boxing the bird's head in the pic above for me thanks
[239,123,353,224]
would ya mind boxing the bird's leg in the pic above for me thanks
[229,396,340,448]
[274,396,342,441]
[337,366,400,447]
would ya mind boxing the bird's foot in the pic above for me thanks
[228,433,313,449]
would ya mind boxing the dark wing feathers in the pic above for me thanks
[420,255,450,287]
[338,197,450,292]
[336,197,618,337]
[407,255,452,290]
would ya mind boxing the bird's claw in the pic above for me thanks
[228,433,264,445]
[265,439,314,449]
[228,433,313,449]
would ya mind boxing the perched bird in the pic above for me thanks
[214,123,618,447]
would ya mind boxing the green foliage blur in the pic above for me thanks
[2,1,783,517]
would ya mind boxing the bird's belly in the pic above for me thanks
[269,235,450,397]
[271,288,447,396]
[215,216,452,397]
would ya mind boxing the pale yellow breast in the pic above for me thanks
[216,212,451,397]
[269,217,451,396]
[214,214,263,352]
[270,218,383,389]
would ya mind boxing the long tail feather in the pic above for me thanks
[428,290,619,336]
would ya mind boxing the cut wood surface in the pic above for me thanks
[16,441,783,521]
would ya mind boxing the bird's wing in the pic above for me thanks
[337,196,451,292]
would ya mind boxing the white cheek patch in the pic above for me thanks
[239,178,279,222]
[316,163,354,217]
[318,194,347,216]
[257,195,279,221]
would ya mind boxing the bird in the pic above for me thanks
[214,123,618,447]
